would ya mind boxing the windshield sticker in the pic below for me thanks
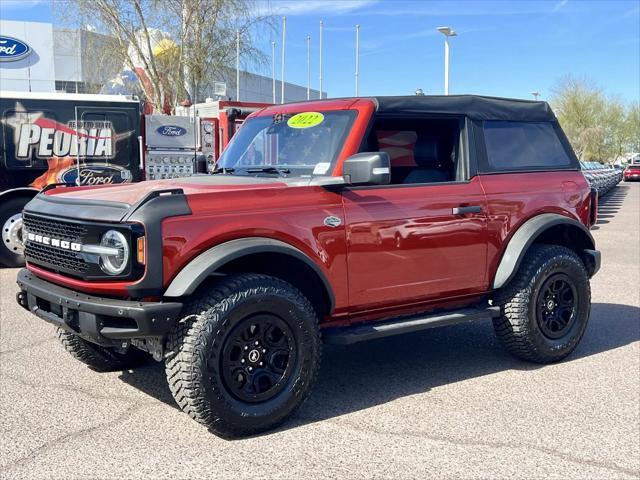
[287,112,324,129]
[313,162,331,175]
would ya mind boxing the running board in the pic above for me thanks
[323,306,501,345]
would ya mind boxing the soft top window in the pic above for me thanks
[483,121,572,171]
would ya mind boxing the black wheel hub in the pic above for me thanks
[220,314,296,403]
[536,273,578,339]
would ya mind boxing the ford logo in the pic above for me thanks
[59,164,132,186]
[157,125,187,137]
[0,36,31,62]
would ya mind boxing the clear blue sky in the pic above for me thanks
[2,0,639,102]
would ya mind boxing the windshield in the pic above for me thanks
[217,110,356,176]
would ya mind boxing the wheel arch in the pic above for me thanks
[492,213,596,290]
[0,187,39,204]
[163,237,335,317]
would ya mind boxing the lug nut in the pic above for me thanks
[244,346,248,350]
[241,359,245,363]
[254,341,259,346]
[259,362,263,366]
[248,367,253,372]
[262,349,266,353]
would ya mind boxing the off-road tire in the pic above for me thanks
[57,328,149,371]
[165,274,321,438]
[492,244,591,364]
[0,197,30,268]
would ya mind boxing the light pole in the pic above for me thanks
[306,35,311,100]
[319,20,324,99]
[271,41,276,104]
[437,26,457,95]
[531,91,540,100]
[281,16,286,104]
[236,29,240,101]
[355,24,360,96]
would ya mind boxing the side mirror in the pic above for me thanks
[342,152,391,186]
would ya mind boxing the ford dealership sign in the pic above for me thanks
[0,36,31,62]
[156,125,187,137]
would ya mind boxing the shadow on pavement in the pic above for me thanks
[117,302,639,430]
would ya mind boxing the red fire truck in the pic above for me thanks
[0,91,269,267]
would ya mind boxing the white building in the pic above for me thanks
[1,19,324,103]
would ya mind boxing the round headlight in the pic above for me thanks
[99,230,129,275]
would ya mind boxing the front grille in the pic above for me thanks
[23,213,89,277]
[25,242,88,274]
[23,213,87,242]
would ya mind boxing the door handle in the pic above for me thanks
[452,205,482,215]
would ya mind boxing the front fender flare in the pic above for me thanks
[492,213,595,290]
[163,237,335,310]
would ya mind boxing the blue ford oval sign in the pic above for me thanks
[0,36,31,62]
[59,164,131,186]
[157,125,187,137]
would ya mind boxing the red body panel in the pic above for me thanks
[342,176,488,312]
[479,171,591,284]
[163,185,350,315]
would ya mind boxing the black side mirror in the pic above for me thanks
[342,152,391,186]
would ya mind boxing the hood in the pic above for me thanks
[24,175,292,223]
[44,175,288,206]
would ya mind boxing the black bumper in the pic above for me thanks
[16,269,182,347]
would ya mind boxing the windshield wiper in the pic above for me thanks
[243,166,291,176]
[211,167,235,174]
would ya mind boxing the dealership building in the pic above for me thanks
[0,19,322,103]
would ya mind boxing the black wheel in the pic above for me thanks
[492,244,591,364]
[57,329,149,371]
[165,274,321,438]
[0,197,31,268]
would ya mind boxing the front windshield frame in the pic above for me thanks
[217,109,358,177]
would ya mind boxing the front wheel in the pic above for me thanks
[165,274,321,438]
[492,244,591,364]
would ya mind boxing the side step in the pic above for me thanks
[323,306,501,345]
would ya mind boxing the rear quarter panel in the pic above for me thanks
[480,171,591,286]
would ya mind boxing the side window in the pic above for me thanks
[364,117,463,185]
[483,121,571,170]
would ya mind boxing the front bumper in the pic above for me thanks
[16,269,182,347]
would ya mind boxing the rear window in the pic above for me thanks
[483,121,572,171]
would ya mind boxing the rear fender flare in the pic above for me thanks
[492,213,595,289]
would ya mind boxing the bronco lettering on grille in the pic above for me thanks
[26,232,81,252]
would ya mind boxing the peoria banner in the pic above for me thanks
[1,100,138,189]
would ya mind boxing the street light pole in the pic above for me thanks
[271,41,276,104]
[236,29,240,101]
[306,35,311,100]
[281,16,286,104]
[355,24,360,96]
[437,26,457,95]
[531,91,540,100]
[319,20,323,99]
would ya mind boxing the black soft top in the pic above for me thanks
[373,95,556,122]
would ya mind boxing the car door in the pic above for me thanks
[341,116,489,313]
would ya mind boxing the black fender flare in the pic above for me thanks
[163,237,336,311]
[492,213,595,289]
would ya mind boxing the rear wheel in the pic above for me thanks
[0,197,31,268]
[57,329,149,371]
[165,274,321,438]
[492,244,591,364]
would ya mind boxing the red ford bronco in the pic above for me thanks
[16,95,600,437]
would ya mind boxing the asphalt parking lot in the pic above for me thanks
[1,184,638,480]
